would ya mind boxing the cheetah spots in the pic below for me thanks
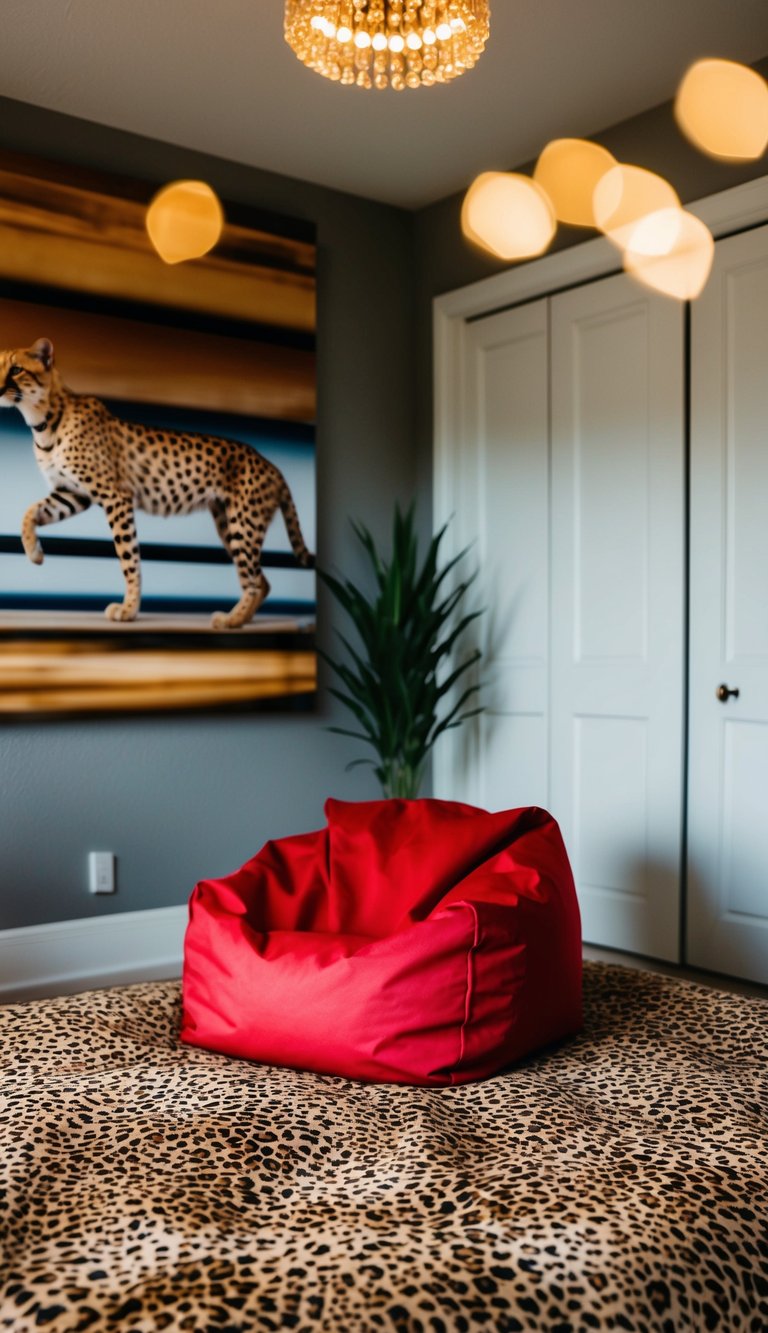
[11,373,313,628]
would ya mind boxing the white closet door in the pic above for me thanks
[688,224,768,985]
[439,300,550,810]
[550,274,684,960]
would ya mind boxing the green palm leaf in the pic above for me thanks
[318,505,484,799]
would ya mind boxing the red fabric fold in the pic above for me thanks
[181,798,582,1085]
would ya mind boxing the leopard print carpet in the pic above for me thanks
[0,963,766,1332]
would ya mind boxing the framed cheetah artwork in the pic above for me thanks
[0,148,316,715]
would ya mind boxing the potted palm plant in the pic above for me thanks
[319,504,483,799]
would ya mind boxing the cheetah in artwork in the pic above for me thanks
[0,338,312,629]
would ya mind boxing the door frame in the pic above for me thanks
[433,173,768,800]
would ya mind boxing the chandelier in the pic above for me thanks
[285,2,491,91]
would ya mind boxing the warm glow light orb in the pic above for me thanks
[146,180,224,265]
[461,172,557,261]
[624,208,715,300]
[675,59,768,161]
[625,207,683,258]
[594,165,680,250]
[533,139,616,227]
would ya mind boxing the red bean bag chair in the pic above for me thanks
[180,798,582,1085]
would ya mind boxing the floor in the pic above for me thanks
[583,943,768,1000]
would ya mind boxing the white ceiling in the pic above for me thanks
[2,0,767,209]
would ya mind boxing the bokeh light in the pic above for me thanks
[146,180,224,265]
[623,208,715,300]
[462,172,557,261]
[675,59,768,161]
[593,165,680,250]
[533,139,616,228]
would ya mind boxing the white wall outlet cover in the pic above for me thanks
[88,851,116,895]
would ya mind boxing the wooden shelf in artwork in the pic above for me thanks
[0,613,317,715]
[0,610,315,636]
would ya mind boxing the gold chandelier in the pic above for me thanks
[285,2,491,91]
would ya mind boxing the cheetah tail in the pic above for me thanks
[279,485,313,568]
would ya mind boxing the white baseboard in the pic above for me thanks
[0,904,188,1003]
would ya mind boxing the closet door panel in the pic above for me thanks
[458,301,550,811]
[688,224,768,984]
[481,711,549,813]
[551,274,684,960]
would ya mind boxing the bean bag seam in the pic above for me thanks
[452,901,480,1085]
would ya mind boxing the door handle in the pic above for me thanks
[716,683,740,703]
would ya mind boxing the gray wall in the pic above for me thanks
[4,64,768,930]
[0,98,418,929]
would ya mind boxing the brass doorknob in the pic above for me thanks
[716,683,740,703]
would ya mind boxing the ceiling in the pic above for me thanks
[2,0,767,209]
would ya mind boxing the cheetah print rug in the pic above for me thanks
[0,963,766,1332]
